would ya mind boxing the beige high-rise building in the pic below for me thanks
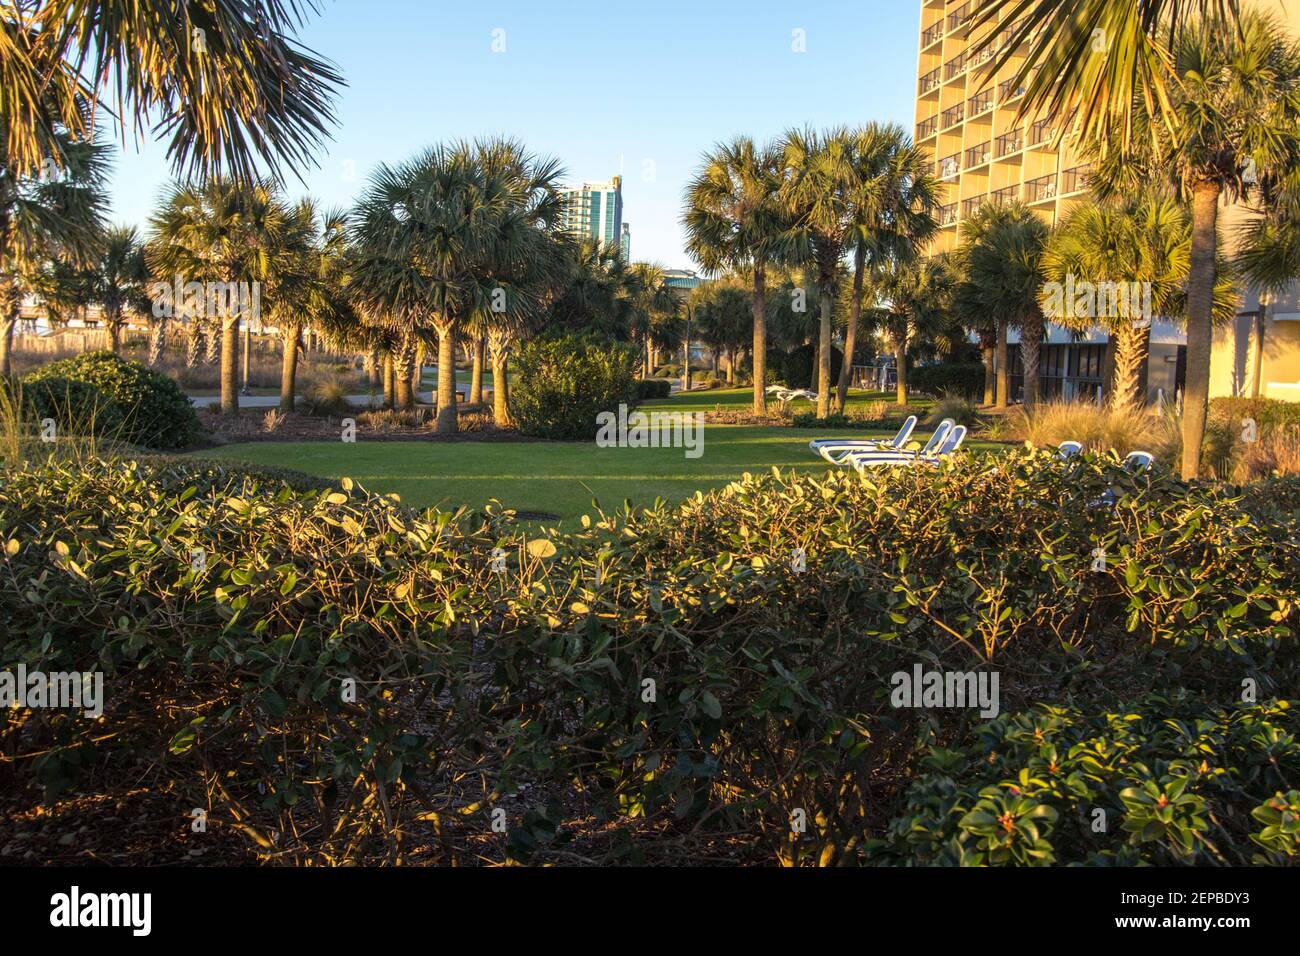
[914,0,1300,404]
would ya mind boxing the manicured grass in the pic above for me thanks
[202,393,997,523]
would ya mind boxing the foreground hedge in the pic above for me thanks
[2,451,1298,864]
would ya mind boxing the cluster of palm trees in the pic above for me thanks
[683,123,941,417]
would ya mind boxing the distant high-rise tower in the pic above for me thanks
[558,176,625,253]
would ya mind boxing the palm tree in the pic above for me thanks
[780,126,862,418]
[2,1,341,183]
[1235,186,1300,398]
[261,201,351,412]
[836,123,940,412]
[0,117,109,376]
[874,257,954,406]
[547,239,634,339]
[971,1,1243,149]
[1081,10,1300,477]
[684,136,790,413]
[690,280,751,383]
[625,262,678,377]
[353,139,564,433]
[148,178,288,415]
[958,202,1052,410]
[87,226,150,354]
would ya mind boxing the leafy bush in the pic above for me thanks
[8,376,126,440]
[772,343,843,390]
[3,451,1297,864]
[871,695,1300,866]
[634,379,672,401]
[23,351,201,449]
[911,362,986,400]
[511,334,640,439]
[1211,396,1300,435]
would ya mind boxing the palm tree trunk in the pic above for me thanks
[382,350,395,410]
[148,319,167,368]
[1020,316,1043,410]
[186,324,203,368]
[411,341,426,400]
[470,336,485,404]
[1251,297,1269,399]
[0,283,19,377]
[726,348,736,385]
[1181,181,1221,481]
[0,316,15,379]
[205,319,221,365]
[491,345,510,427]
[1109,320,1151,412]
[995,317,1010,409]
[279,320,301,413]
[107,306,123,355]
[835,248,866,413]
[220,317,240,416]
[895,333,909,406]
[395,334,415,411]
[982,343,995,405]
[816,280,833,418]
[434,322,458,434]
[752,266,768,414]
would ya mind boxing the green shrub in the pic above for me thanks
[910,362,986,400]
[23,351,201,449]
[871,694,1300,866]
[511,334,640,440]
[3,451,1297,864]
[7,375,126,440]
[773,343,843,390]
[633,378,672,401]
[1211,396,1300,435]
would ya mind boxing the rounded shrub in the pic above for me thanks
[7,375,126,440]
[23,351,202,449]
[910,362,986,399]
[510,334,640,440]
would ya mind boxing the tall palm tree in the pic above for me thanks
[959,202,1052,410]
[148,178,288,415]
[684,136,790,413]
[971,1,1242,149]
[625,262,678,377]
[0,114,109,376]
[1082,10,1300,477]
[87,225,150,354]
[1235,185,1300,398]
[2,1,341,183]
[1044,191,1239,410]
[690,280,751,383]
[836,124,940,412]
[780,126,861,418]
[261,201,350,412]
[874,257,954,406]
[547,239,634,339]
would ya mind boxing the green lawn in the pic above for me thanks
[202,389,984,523]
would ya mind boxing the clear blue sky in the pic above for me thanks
[105,0,921,269]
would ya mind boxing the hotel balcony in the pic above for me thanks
[944,51,968,82]
[947,1,975,36]
[1061,163,1093,195]
[998,76,1027,103]
[995,129,1024,158]
[939,202,959,226]
[967,90,993,119]
[921,21,944,49]
[940,103,965,130]
[919,67,942,96]
[937,152,961,180]
[991,184,1021,206]
[917,115,938,139]
[962,193,988,218]
[965,140,993,169]
[1026,173,1059,203]
[1029,117,1060,149]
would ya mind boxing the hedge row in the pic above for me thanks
[2,451,1298,864]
